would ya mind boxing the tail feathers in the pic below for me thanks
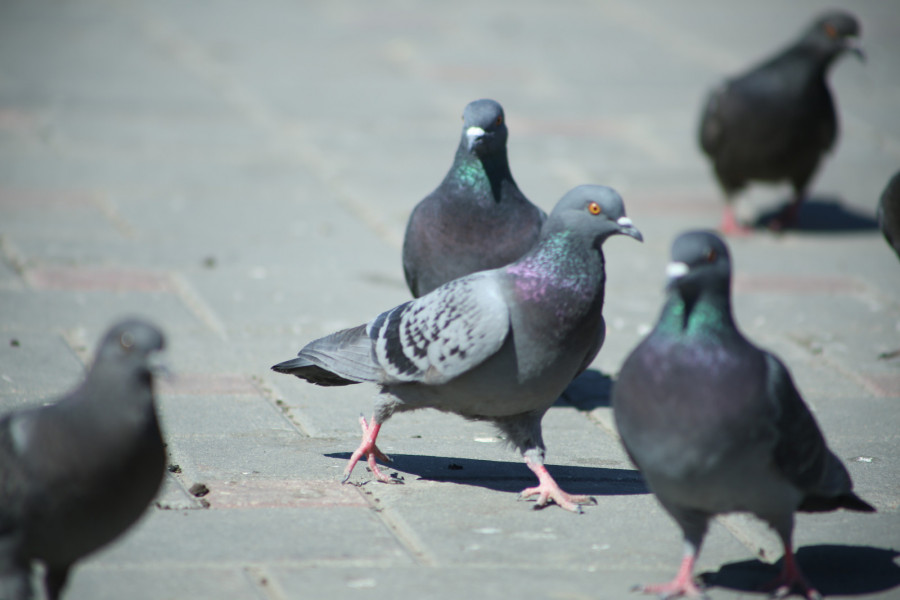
[271,324,381,387]
[271,357,357,386]
[799,491,876,513]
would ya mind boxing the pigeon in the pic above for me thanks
[877,170,900,260]
[698,11,864,234]
[402,98,546,298]
[0,320,167,600]
[275,185,642,512]
[612,231,875,599]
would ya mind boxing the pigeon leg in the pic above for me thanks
[341,415,395,484]
[519,456,596,513]
[768,195,804,231]
[719,205,752,236]
[634,549,705,598]
[44,564,71,600]
[760,544,821,600]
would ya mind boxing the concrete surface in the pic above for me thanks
[0,1,898,599]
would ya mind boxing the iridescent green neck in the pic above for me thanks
[447,145,513,203]
[453,154,490,189]
[656,291,734,339]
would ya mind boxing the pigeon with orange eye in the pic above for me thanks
[275,185,641,513]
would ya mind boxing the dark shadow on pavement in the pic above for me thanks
[701,544,900,597]
[754,195,879,232]
[325,452,648,497]
[556,368,613,410]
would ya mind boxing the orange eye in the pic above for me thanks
[824,23,838,38]
[495,116,503,126]
[588,202,602,215]
[705,248,717,263]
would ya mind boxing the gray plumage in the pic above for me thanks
[612,231,874,598]
[402,99,546,298]
[0,320,167,600]
[877,170,900,260]
[699,11,863,233]
[275,185,642,511]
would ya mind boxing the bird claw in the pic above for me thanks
[341,415,397,484]
[631,580,707,599]
[518,486,596,513]
[760,574,821,600]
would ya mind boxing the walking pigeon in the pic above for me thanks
[612,231,874,599]
[274,185,641,512]
[402,98,546,297]
[0,320,167,600]
[698,11,864,234]
[877,170,900,260]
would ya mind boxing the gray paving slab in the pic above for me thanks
[0,0,898,598]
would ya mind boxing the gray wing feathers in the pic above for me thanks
[370,274,510,385]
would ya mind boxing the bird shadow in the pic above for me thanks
[324,452,648,497]
[700,544,900,597]
[556,368,614,411]
[754,195,879,232]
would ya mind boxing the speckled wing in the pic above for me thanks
[368,272,510,385]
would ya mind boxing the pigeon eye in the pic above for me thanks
[823,23,838,38]
[120,332,134,350]
[588,202,602,215]
[494,116,503,126]
[705,249,718,263]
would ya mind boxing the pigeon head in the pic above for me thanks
[545,185,643,250]
[95,319,166,366]
[461,99,508,155]
[803,10,864,62]
[666,230,731,299]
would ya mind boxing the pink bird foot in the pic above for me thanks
[341,415,396,484]
[519,458,596,513]
[719,206,753,237]
[634,555,705,599]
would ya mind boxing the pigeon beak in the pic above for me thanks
[149,356,174,382]
[665,261,689,287]
[466,126,485,151]
[616,216,643,242]
[844,37,865,61]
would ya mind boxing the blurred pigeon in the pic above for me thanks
[613,231,874,599]
[275,185,641,512]
[877,170,900,260]
[699,11,864,234]
[0,320,167,600]
[402,99,546,297]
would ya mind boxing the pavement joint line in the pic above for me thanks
[167,272,229,340]
[812,352,894,400]
[242,565,286,600]
[256,377,320,438]
[90,191,139,239]
[715,514,782,565]
[354,485,440,567]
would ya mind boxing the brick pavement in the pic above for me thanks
[1,1,898,599]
